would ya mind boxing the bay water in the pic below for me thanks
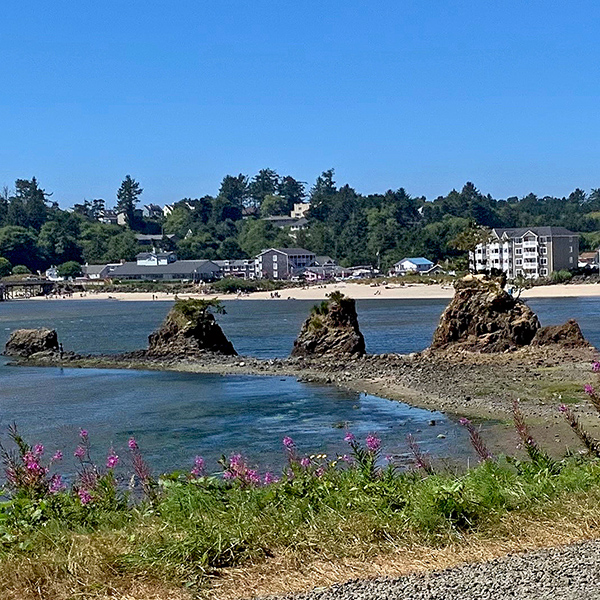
[0,296,597,475]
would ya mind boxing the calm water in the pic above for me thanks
[0,295,598,473]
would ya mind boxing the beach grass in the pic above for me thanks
[3,439,600,599]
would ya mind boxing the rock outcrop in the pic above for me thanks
[4,328,59,358]
[147,299,237,356]
[431,275,540,353]
[532,319,590,348]
[291,292,366,358]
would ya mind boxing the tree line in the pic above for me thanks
[1,170,599,277]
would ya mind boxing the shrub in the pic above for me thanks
[550,269,572,284]
[11,265,31,275]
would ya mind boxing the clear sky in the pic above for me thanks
[1,1,599,207]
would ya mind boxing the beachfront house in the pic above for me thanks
[579,251,599,269]
[255,248,316,280]
[109,254,220,282]
[471,227,579,279]
[392,257,434,275]
[82,263,121,280]
[213,259,257,280]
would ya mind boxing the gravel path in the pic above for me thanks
[262,539,600,600]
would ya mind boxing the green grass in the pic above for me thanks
[4,455,600,597]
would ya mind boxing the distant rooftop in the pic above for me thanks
[492,227,577,238]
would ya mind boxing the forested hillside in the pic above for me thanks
[1,170,599,276]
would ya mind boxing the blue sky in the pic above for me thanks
[1,1,599,207]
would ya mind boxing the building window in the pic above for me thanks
[516,259,522,265]
[569,257,573,264]
[569,246,573,253]
[515,248,522,255]
[541,269,548,276]
[273,255,278,262]
[541,258,547,265]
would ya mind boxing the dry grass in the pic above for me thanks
[209,495,600,600]
[2,498,600,600]
[0,531,191,600]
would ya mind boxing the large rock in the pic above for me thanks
[147,299,237,356]
[431,275,540,353]
[291,293,366,358]
[532,319,590,348]
[4,328,59,358]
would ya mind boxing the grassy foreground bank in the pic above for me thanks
[3,390,600,600]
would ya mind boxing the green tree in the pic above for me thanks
[38,218,82,265]
[14,178,49,230]
[249,168,279,208]
[0,226,40,270]
[0,257,11,277]
[80,223,121,263]
[104,230,138,262]
[116,175,143,228]
[278,176,306,213]
[260,194,289,217]
[57,261,82,278]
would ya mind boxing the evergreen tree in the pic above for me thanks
[116,175,143,228]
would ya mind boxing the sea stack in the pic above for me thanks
[4,328,60,358]
[147,299,237,356]
[431,275,540,353]
[291,292,366,358]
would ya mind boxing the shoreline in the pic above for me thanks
[23,281,600,303]
[12,344,599,458]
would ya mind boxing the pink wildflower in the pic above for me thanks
[33,444,44,456]
[191,455,205,477]
[282,436,295,449]
[49,474,65,494]
[315,466,325,477]
[74,446,85,459]
[593,362,600,373]
[366,434,381,453]
[344,432,355,443]
[585,384,596,396]
[78,488,92,505]
[128,437,138,450]
[52,450,63,462]
[559,404,568,413]
[263,472,278,484]
[300,457,310,468]
[106,450,119,469]
[79,429,88,439]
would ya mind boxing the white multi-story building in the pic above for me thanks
[471,227,578,279]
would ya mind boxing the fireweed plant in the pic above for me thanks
[3,364,600,591]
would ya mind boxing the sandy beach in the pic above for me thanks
[31,281,600,303]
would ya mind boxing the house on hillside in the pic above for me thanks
[135,234,178,250]
[98,209,118,225]
[142,204,164,219]
[392,257,434,275]
[135,252,177,266]
[291,202,310,219]
[255,248,316,280]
